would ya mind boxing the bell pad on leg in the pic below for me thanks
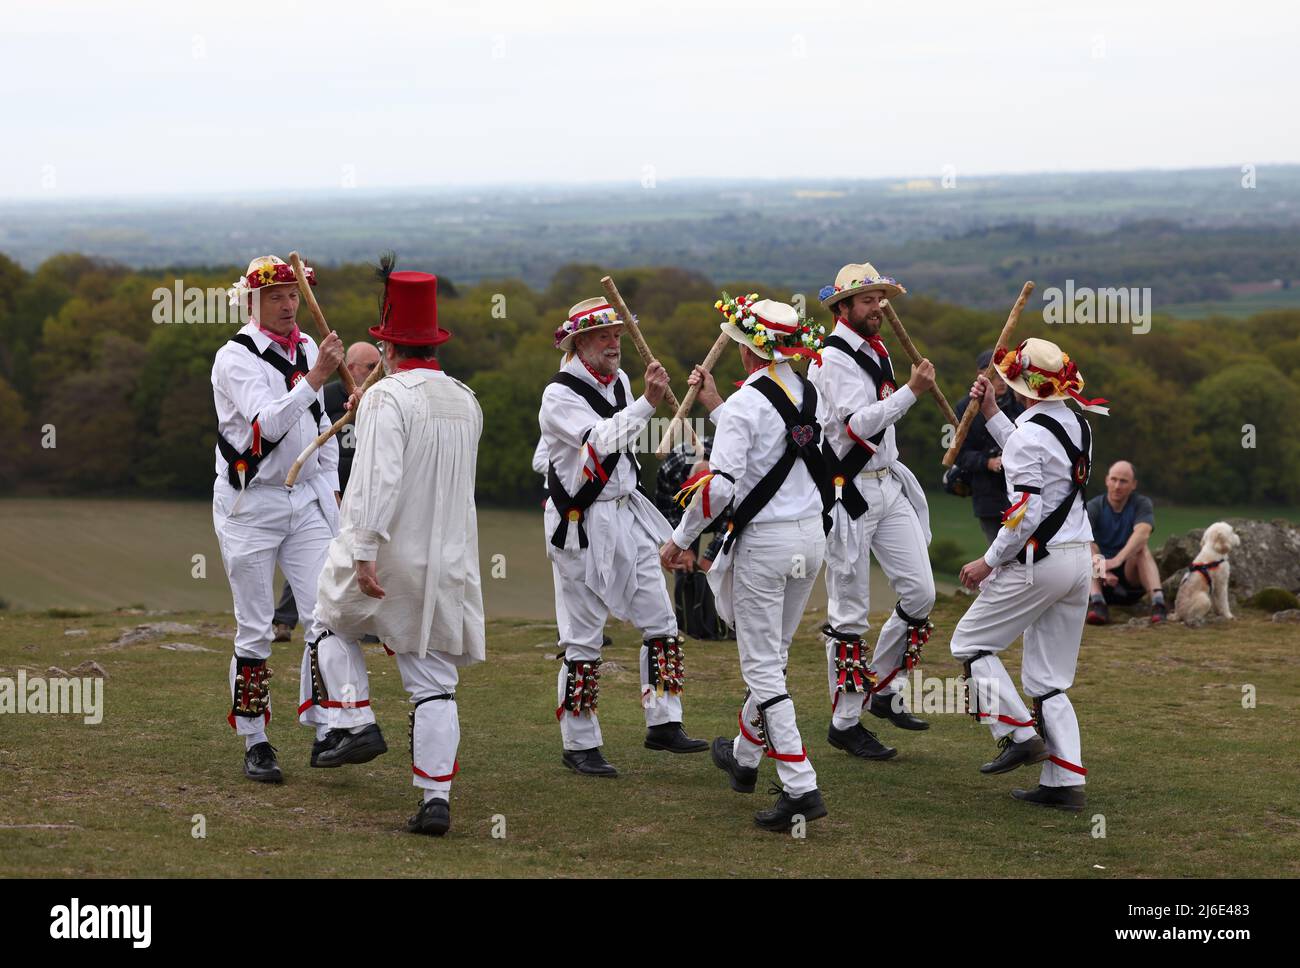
[895,602,934,671]
[645,634,685,696]
[557,659,601,718]
[232,657,272,720]
[824,623,875,695]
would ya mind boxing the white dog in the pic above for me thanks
[1173,522,1241,626]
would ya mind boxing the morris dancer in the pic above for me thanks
[950,337,1108,811]
[314,259,485,835]
[539,298,707,777]
[811,263,936,762]
[212,255,342,783]
[662,294,832,831]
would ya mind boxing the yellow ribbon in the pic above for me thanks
[765,363,797,405]
[673,473,715,509]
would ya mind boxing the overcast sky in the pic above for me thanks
[2,0,1295,199]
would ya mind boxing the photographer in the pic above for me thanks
[951,348,1023,543]
[655,437,732,640]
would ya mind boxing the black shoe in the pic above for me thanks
[1086,600,1109,625]
[868,693,930,730]
[407,797,451,836]
[1012,784,1087,812]
[754,786,828,832]
[243,742,283,784]
[645,722,709,753]
[980,734,1049,774]
[1150,601,1168,625]
[313,723,388,768]
[827,722,897,760]
[710,736,757,793]
[562,747,618,777]
[310,729,344,767]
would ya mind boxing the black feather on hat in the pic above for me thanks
[375,250,397,324]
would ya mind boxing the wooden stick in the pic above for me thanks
[882,303,959,427]
[599,275,702,457]
[941,281,1035,467]
[654,331,730,458]
[285,361,387,487]
[288,250,357,397]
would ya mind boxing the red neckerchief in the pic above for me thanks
[395,358,441,372]
[580,357,616,386]
[838,317,889,359]
[257,322,304,353]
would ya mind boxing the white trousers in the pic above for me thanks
[213,479,335,737]
[825,472,935,728]
[297,633,376,731]
[397,650,462,799]
[552,510,680,751]
[729,517,824,797]
[551,561,568,632]
[949,542,1090,788]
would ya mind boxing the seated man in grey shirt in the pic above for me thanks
[1085,460,1166,625]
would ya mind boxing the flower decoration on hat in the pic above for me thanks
[227,256,315,307]
[715,291,826,365]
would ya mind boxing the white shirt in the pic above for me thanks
[210,322,338,490]
[810,320,917,473]
[538,354,655,505]
[531,437,549,477]
[983,399,1095,568]
[673,360,823,548]
[316,368,486,662]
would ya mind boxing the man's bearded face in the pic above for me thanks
[575,325,623,376]
[838,291,887,337]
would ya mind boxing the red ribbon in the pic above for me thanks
[569,302,613,323]
[753,311,798,334]
[773,345,823,366]
[1066,388,1109,409]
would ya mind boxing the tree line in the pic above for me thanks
[1,252,1296,506]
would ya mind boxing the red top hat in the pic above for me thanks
[369,271,453,346]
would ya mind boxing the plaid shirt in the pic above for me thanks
[655,439,730,559]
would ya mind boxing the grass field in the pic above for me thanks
[1,596,1296,878]
[5,497,1294,617]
